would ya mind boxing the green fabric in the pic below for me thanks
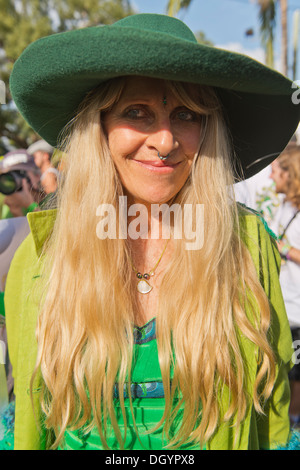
[1,205,13,219]
[4,210,57,451]
[0,291,4,317]
[62,333,202,450]
[1,202,38,219]
[21,202,39,217]
[9,14,300,179]
[4,206,293,450]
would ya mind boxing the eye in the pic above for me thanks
[123,106,147,120]
[174,108,200,122]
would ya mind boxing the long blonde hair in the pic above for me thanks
[32,77,276,449]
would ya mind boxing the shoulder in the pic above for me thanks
[237,202,277,241]
[40,167,59,181]
[237,202,280,272]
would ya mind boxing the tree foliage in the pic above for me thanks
[166,0,213,45]
[256,0,277,69]
[166,0,193,17]
[0,0,134,150]
[167,0,294,77]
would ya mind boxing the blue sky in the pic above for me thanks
[132,0,300,80]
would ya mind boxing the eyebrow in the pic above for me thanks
[117,97,188,110]
[118,96,155,106]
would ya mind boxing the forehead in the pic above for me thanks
[118,76,198,104]
[117,77,169,104]
[271,159,280,169]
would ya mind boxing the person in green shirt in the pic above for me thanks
[3,14,300,450]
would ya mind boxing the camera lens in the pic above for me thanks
[0,172,23,195]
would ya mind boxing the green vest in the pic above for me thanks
[4,207,294,450]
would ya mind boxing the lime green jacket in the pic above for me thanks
[4,207,294,450]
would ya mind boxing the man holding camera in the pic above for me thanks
[0,149,41,218]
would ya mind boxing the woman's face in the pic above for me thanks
[103,77,202,206]
[270,159,289,194]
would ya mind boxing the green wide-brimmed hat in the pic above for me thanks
[9,13,300,179]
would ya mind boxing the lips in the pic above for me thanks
[136,160,176,166]
[133,159,181,173]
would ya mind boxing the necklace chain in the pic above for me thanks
[129,240,170,294]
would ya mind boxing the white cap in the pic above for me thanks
[27,140,54,156]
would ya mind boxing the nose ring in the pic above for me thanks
[158,152,170,161]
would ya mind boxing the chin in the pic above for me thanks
[141,194,178,206]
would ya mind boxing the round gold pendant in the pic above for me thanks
[137,279,153,294]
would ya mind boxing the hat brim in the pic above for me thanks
[9,20,300,179]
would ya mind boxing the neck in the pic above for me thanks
[124,194,175,241]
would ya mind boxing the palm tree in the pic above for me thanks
[167,0,277,68]
[166,0,192,17]
[257,0,276,69]
[279,0,288,76]
[292,10,299,81]
[258,0,289,76]
[167,0,291,77]
[166,0,213,45]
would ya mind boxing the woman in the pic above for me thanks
[270,146,300,427]
[3,14,300,450]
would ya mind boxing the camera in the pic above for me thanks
[0,170,31,195]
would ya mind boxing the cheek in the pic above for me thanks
[179,127,201,158]
[107,127,142,162]
[283,172,289,184]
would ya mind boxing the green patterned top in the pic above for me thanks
[62,318,202,450]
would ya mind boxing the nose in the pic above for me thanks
[146,118,178,157]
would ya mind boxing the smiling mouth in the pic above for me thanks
[133,160,181,172]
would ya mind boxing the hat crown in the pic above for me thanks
[113,13,197,43]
